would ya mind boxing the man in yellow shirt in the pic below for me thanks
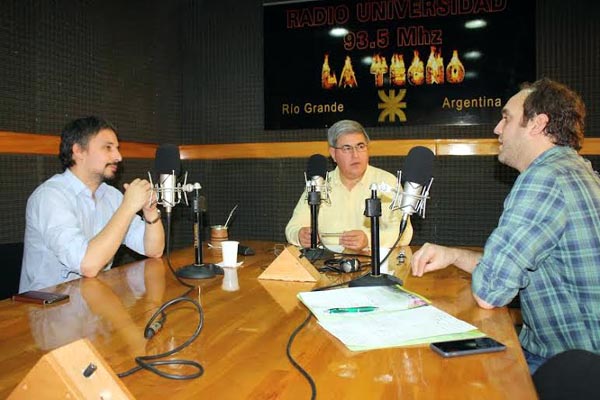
[285,120,412,253]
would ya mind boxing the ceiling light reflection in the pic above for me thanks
[463,50,483,60]
[465,19,487,29]
[330,27,349,37]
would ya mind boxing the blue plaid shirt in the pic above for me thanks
[472,146,600,358]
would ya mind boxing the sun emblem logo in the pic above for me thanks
[377,89,407,122]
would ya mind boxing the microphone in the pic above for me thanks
[154,144,181,214]
[152,144,189,213]
[151,145,218,280]
[303,155,329,258]
[304,154,330,202]
[391,146,435,234]
[306,155,325,252]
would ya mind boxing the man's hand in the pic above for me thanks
[298,227,312,248]
[411,243,482,276]
[339,230,368,252]
[122,179,153,215]
[411,242,456,277]
[142,184,158,213]
[140,183,160,223]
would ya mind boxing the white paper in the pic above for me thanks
[298,286,481,351]
[316,306,480,351]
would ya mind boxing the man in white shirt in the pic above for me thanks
[20,116,165,292]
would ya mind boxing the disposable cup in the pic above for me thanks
[221,240,239,267]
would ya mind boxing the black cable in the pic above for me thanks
[286,203,411,397]
[285,228,401,396]
[164,213,196,290]
[379,232,403,267]
[117,211,203,379]
[286,312,316,400]
[117,296,204,380]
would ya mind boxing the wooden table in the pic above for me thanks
[0,241,537,399]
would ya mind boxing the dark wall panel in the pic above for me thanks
[0,0,183,142]
[170,158,308,249]
[0,155,56,243]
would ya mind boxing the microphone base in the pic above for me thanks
[176,263,223,279]
[300,247,335,263]
[348,273,403,287]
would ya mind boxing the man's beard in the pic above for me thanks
[102,163,120,182]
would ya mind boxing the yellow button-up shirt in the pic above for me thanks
[285,165,412,250]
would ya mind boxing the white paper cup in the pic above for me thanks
[221,240,239,267]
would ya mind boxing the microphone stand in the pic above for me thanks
[309,185,320,250]
[300,185,322,262]
[301,185,333,263]
[349,186,403,287]
[176,188,221,279]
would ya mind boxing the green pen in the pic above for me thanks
[327,306,378,314]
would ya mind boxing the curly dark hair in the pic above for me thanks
[59,116,118,170]
[520,78,586,150]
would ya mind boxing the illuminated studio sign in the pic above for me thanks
[264,0,535,130]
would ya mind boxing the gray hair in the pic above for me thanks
[327,120,370,147]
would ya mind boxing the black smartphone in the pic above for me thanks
[12,291,70,305]
[430,337,506,358]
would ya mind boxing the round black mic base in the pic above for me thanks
[348,273,403,287]
[176,263,223,279]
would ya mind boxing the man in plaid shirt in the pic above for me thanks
[411,78,600,374]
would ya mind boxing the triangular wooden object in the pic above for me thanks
[258,245,321,282]
[9,338,135,399]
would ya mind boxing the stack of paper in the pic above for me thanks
[298,286,483,351]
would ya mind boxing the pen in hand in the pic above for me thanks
[327,306,378,314]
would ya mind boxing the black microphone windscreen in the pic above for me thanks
[306,154,328,178]
[155,144,181,175]
[402,146,435,185]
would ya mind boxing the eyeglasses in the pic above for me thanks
[334,143,368,154]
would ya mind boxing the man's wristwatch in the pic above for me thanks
[143,209,161,224]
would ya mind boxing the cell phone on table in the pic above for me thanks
[430,337,506,358]
[12,291,70,305]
